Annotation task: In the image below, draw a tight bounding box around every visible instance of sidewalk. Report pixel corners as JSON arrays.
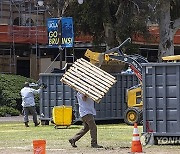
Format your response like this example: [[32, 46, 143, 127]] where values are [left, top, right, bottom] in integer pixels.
[[0, 115, 34, 122]]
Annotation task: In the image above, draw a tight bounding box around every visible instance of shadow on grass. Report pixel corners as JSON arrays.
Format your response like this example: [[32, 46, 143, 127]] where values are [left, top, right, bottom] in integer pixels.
[[53, 126, 81, 129]]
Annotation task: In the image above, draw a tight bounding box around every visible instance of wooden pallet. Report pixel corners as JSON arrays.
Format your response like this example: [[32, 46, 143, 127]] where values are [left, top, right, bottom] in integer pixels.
[[60, 58, 116, 103]]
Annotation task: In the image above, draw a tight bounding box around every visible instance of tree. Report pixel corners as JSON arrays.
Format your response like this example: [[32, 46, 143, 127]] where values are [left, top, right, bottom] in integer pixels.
[[157, 0, 180, 60], [47, 0, 180, 59], [65, 0, 149, 53], [45, 0, 66, 17]]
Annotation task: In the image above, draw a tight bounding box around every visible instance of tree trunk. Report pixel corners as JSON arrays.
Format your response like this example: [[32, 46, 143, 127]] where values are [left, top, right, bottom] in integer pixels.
[[158, 1, 174, 61], [103, 23, 116, 50]]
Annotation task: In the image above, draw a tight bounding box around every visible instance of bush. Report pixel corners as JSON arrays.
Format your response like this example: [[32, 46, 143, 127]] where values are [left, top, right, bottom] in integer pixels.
[[0, 74, 39, 116], [0, 106, 20, 117]]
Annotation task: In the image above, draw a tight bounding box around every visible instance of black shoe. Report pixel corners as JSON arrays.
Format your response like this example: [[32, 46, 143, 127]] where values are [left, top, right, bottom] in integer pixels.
[[91, 144, 103, 148], [35, 122, 40, 127], [24, 122, 29, 127], [69, 139, 77, 148]]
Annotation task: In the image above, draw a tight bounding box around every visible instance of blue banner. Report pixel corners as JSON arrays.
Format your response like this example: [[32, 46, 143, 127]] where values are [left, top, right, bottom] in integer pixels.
[[61, 17, 74, 48], [47, 18, 60, 48]]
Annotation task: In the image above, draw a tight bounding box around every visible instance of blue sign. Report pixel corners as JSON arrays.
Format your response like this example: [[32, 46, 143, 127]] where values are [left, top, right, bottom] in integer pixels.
[[47, 18, 60, 48], [61, 17, 74, 48]]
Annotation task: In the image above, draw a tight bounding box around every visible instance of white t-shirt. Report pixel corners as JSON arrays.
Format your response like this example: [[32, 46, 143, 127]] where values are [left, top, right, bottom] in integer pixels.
[[77, 92, 96, 118], [20, 87, 41, 107]]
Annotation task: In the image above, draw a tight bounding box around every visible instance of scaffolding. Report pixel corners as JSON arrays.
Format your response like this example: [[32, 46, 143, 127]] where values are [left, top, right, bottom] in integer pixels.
[[0, 0, 47, 75], [0, 0, 91, 78]]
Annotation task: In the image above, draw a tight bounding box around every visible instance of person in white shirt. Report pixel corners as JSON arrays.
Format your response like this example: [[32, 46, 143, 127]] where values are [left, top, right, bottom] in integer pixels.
[[69, 92, 103, 148], [20, 82, 42, 127]]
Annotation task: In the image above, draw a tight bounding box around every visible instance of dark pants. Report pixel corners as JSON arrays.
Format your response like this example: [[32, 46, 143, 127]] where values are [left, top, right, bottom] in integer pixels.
[[23, 106, 38, 124], [71, 114, 97, 146]]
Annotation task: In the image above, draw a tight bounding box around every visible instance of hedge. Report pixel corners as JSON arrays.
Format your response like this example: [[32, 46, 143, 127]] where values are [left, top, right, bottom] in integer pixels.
[[0, 74, 38, 116]]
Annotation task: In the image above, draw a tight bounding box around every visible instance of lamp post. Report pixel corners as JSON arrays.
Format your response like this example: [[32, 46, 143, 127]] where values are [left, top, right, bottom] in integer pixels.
[[35, 0, 44, 79], [56, 0, 63, 69]]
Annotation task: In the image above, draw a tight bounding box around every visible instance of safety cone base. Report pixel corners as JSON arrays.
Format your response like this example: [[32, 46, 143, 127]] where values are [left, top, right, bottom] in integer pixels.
[[131, 123, 143, 153]]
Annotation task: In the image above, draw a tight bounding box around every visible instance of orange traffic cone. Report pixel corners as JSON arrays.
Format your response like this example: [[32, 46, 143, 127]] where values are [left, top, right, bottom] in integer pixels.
[[131, 123, 143, 153]]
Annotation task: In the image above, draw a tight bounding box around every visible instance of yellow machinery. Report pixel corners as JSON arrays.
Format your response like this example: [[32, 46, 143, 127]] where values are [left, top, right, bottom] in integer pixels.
[[85, 39, 180, 125], [123, 54, 180, 125], [162, 55, 180, 62], [124, 84, 143, 125], [85, 49, 125, 73], [85, 37, 180, 125], [84, 38, 148, 125]]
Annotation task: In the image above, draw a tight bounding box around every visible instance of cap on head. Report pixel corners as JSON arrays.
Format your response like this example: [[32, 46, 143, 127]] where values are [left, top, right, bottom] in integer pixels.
[[24, 82, 30, 87]]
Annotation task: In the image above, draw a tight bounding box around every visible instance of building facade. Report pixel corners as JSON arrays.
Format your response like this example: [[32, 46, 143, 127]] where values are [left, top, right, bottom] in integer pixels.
[[1, 1, 180, 79], [0, 0, 49, 79]]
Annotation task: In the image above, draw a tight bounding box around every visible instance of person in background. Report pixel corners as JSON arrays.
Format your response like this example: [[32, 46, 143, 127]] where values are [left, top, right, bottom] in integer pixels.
[[69, 92, 103, 148], [20, 82, 43, 127]]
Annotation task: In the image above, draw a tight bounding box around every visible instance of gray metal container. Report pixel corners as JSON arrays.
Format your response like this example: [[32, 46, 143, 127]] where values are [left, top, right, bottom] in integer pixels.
[[39, 73, 138, 123], [142, 63, 180, 137]]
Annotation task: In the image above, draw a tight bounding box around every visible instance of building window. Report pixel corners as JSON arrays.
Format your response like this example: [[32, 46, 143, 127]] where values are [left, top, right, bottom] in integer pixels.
[[13, 17, 22, 26], [26, 18, 34, 26]]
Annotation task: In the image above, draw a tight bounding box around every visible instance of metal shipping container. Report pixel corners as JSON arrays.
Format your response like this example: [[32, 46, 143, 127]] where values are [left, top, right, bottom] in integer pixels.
[[142, 63, 180, 137], [39, 73, 138, 124]]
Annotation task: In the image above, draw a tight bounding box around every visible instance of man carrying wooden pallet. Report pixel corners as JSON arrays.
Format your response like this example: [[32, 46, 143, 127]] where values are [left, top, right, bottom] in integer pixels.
[[69, 92, 103, 148]]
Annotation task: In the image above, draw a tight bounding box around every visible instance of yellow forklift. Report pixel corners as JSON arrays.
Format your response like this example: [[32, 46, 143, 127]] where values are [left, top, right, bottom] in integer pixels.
[[85, 38, 180, 125], [85, 38, 147, 125]]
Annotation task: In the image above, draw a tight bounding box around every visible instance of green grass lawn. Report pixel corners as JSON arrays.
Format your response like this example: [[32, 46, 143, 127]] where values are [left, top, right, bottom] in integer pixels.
[[0, 121, 139, 150], [1, 121, 180, 154]]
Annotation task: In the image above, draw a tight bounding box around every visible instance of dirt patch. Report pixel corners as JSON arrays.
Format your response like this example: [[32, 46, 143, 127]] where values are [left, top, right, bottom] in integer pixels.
[[1, 145, 180, 154], [0, 147, 129, 154]]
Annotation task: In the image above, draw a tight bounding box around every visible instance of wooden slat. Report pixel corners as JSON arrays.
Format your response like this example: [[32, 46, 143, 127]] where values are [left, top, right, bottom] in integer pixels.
[[65, 72, 104, 97], [77, 60, 115, 85], [68, 68, 107, 93], [72, 62, 113, 87], [81, 58, 116, 81], [60, 58, 117, 103], [62, 78, 98, 101], [68, 68, 108, 92]]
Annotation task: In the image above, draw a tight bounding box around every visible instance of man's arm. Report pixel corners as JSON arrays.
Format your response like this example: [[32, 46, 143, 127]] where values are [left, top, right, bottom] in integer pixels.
[[31, 88, 42, 94]]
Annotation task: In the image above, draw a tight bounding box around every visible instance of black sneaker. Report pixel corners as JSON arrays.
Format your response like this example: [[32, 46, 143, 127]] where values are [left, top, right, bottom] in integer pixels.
[[69, 139, 77, 148], [91, 144, 103, 148], [35, 122, 40, 127], [24, 122, 29, 127]]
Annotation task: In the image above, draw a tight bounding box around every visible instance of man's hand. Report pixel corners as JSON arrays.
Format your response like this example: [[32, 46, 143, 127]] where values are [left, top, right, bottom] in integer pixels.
[[82, 94, 87, 101], [40, 83, 47, 89]]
